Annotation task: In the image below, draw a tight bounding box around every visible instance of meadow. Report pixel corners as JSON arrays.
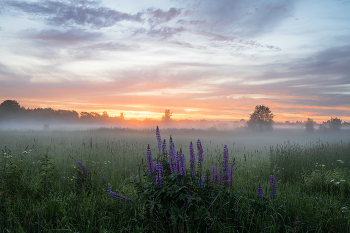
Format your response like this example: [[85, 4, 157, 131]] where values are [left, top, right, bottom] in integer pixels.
[[1, 127, 350, 232]]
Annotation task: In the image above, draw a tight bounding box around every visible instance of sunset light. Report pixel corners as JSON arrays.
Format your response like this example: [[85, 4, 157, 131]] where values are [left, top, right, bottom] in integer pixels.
[[0, 0, 349, 123]]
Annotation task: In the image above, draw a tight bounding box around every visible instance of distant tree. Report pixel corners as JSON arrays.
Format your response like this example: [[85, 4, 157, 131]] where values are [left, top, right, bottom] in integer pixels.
[[0, 100, 20, 108], [246, 105, 274, 131], [161, 109, 172, 121], [119, 112, 124, 120], [328, 117, 342, 130], [102, 111, 109, 119], [305, 118, 315, 132]]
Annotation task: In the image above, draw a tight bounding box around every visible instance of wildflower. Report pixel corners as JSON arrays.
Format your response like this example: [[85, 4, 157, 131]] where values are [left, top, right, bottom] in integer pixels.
[[155, 162, 163, 188], [198, 177, 204, 188], [131, 174, 135, 183], [107, 184, 133, 204], [330, 179, 335, 182], [335, 182, 340, 185], [257, 183, 263, 198], [211, 164, 218, 185], [102, 176, 105, 181], [340, 180, 346, 182], [156, 126, 162, 149], [223, 145, 229, 174], [270, 175, 277, 199], [189, 141, 196, 177], [179, 149, 186, 176], [197, 139, 203, 176], [76, 160, 87, 176], [162, 139, 167, 155], [146, 144, 154, 175]]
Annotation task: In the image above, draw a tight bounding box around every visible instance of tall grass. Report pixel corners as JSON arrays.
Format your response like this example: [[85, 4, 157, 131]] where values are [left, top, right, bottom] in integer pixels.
[[0, 128, 350, 232]]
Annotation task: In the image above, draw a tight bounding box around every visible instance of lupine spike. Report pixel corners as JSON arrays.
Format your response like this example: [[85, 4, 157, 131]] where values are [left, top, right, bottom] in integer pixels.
[[270, 175, 277, 199], [76, 160, 87, 176], [197, 139, 203, 177], [156, 126, 162, 149], [107, 183, 133, 204], [257, 183, 263, 198], [156, 162, 163, 188], [162, 139, 167, 155], [189, 141, 196, 177]]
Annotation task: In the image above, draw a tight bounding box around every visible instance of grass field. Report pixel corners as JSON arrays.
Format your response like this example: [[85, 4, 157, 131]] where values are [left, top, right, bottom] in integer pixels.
[[1, 127, 350, 232]]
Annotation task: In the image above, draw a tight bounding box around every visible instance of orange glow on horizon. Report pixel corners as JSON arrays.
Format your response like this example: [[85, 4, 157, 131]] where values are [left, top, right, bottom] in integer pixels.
[[10, 98, 350, 124]]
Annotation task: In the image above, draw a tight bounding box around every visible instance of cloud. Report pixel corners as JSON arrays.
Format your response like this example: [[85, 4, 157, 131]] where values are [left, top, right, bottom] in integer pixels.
[[5, 0, 143, 28], [23, 28, 103, 45], [147, 7, 182, 27], [0, 62, 30, 81], [82, 42, 138, 51], [173, 0, 295, 38], [148, 26, 186, 39]]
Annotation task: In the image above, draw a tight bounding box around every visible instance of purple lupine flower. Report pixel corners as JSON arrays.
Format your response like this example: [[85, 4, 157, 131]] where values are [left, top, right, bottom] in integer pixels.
[[176, 151, 182, 174], [197, 139, 203, 176], [211, 164, 218, 185], [155, 162, 163, 188], [107, 184, 133, 204], [270, 175, 277, 199], [219, 170, 223, 187], [131, 174, 135, 183], [156, 126, 162, 149], [146, 144, 154, 175], [223, 145, 229, 175], [162, 139, 167, 155], [76, 160, 87, 176], [257, 183, 263, 198], [169, 135, 173, 152], [228, 162, 234, 187], [179, 149, 186, 176], [189, 141, 196, 177], [102, 176, 105, 181], [198, 177, 204, 188]]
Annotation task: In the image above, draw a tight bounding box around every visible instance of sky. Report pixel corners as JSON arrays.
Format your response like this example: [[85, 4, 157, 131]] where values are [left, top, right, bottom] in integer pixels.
[[0, 0, 349, 122]]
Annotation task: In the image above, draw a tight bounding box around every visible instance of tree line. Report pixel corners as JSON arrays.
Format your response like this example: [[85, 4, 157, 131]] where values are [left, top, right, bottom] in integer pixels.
[[246, 105, 345, 132], [0, 100, 346, 131], [0, 100, 124, 124]]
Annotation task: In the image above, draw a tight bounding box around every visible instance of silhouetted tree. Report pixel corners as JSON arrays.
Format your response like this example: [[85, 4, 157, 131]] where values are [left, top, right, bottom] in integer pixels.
[[0, 100, 20, 108], [102, 111, 109, 118], [328, 117, 342, 130], [161, 109, 172, 121], [247, 105, 274, 131], [305, 118, 315, 132], [119, 113, 124, 120]]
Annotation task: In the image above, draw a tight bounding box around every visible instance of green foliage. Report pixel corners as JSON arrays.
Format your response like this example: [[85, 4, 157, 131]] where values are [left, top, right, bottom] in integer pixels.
[[305, 118, 315, 132], [302, 166, 350, 196], [329, 117, 342, 130], [0, 129, 350, 232], [247, 105, 274, 131]]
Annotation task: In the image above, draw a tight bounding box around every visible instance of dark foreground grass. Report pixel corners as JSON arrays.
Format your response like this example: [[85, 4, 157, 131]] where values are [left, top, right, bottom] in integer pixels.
[[1, 129, 350, 232]]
